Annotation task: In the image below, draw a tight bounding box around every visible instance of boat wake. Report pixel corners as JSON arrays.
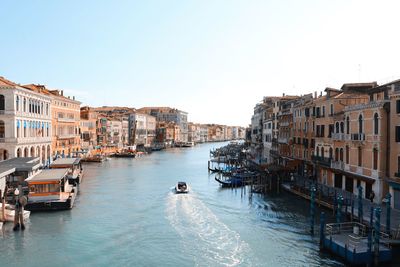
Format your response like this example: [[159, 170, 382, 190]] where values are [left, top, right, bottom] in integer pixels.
[[165, 192, 251, 266]]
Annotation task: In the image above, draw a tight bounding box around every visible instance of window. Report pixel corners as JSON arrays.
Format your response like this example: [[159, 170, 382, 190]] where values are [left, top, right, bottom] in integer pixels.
[[340, 122, 344, 133], [346, 116, 350, 134], [23, 98, 26, 112], [397, 100, 400, 114], [321, 147, 325, 158], [322, 106, 325, 117], [374, 113, 379, 135], [358, 114, 363, 134], [0, 120, 4, 138], [316, 147, 320, 157], [335, 148, 339, 161], [329, 147, 333, 159], [373, 148, 378, 170], [340, 148, 343, 161], [321, 125, 325, 137], [346, 146, 350, 164], [396, 126, 400, 142], [335, 122, 339, 133], [358, 147, 362, 167], [16, 96, 19, 111], [0, 95, 4, 111], [330, 104, 333, 115]]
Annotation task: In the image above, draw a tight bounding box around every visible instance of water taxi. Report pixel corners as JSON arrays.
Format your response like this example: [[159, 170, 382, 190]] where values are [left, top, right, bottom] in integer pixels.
[[25, 169, 77, 211], [175, 182, 189, 194], [50, 158, 83, 184]]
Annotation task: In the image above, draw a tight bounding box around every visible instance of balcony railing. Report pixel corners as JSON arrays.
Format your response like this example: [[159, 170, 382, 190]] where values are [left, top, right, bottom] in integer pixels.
[[280, 121, 290, 127], [57, 117, 75, 122], [311, 155, 332, 167], [278, 137, 288, 143], [351, 133, 365, 141], [57, 134, 78, 139], [330, 161, 344, 171], [331, 133, 345, 141]]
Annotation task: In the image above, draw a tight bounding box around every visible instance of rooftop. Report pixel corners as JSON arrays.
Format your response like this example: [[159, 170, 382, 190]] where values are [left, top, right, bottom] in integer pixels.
[[0, 157, 41, 172], [51, 158, 81, 167], [26, 168, 69, 182]]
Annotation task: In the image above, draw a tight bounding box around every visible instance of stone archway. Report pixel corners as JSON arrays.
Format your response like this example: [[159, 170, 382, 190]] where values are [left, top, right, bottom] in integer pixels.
[[42, 145, 46, 163], [16, 148, 22, 158], [47, 145, 51, 162], [24, 147, 29, 157], [36, 146, 40, 159], [30, 146, 35, 157]]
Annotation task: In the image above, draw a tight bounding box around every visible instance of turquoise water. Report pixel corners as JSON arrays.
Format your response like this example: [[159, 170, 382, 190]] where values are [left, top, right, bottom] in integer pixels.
[[0, 142, 343, 267]]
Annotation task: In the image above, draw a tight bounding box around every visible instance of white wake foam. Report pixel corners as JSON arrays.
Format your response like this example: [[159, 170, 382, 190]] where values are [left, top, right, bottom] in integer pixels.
[[165, 192, 251, 266]]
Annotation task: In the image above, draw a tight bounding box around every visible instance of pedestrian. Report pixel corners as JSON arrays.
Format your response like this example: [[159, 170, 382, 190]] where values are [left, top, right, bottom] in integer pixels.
[[369, 190, 375, 203]]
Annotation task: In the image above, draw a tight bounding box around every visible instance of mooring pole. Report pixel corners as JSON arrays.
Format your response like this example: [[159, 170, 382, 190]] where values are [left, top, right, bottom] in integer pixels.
[[374, 207, 381, 267], [319, 212, 325, 249], [386, 193, 391, 235], [310, 186, 316, 235], [337, 194, 343, 224], [358, 186, 363, 223]]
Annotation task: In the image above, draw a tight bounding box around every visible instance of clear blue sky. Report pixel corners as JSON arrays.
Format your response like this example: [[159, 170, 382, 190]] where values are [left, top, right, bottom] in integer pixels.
[[1, 0, 400, 126]]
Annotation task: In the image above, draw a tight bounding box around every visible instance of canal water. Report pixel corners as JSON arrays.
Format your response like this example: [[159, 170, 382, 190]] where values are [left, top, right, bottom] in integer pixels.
[[0, 142, 344, 267]]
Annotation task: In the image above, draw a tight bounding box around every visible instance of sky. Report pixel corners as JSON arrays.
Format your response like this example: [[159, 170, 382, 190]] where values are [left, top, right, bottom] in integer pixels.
[[1, 0, 400, 127]]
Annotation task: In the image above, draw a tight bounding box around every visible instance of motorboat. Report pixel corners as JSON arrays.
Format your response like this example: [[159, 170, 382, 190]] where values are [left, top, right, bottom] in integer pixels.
[[0, 203, 31, 222], [175, 182, 189, 194]]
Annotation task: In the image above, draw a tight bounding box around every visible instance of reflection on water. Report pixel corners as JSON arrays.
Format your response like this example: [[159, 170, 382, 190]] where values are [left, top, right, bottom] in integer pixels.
[[0, 143, 346, 267]]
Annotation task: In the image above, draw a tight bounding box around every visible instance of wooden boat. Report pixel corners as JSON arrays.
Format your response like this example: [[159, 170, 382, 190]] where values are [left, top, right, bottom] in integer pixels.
[[81, 154, 105, 163], [113, 152, 136, 158], [175, 141, 194, 147], [0, 203, 30, 222], [50, 158, 83, 184], [215, 176, 244, 187], [175, 182, 189, 194], [25, 169, 77, 211]]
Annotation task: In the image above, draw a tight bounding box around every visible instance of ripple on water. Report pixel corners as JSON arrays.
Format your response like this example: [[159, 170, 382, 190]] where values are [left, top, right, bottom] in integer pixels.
[[165, 192, 252, 267]]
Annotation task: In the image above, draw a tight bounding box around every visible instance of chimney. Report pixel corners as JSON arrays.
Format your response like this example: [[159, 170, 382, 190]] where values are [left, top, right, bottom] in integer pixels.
[[314, 91, 317, 99], [61, 90, 64, 96], [282, 93, 285, 97], [73, 96, 75, 100], [320, 91, 322, 97]]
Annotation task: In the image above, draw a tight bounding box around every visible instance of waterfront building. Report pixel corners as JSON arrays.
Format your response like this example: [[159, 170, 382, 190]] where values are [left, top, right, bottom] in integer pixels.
[[80, 106, 98, 149], [138, 107, 188, 143], [128, 113, 156, 148], [188, 122, 201, 143], [26, 86, 82, 158], [0, 77, 52, 163], [388, 80, 400, 208], [292, 93, 315, 177], [199, 124, 209, 143]]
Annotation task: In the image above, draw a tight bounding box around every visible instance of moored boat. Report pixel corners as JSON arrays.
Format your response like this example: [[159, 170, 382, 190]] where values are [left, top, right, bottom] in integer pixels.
[[0, 203, 30, 222], [81, 154, 105, 163], [175, 182, 189, 194], [215, 176, 244, 188], [25, 169, 77, 211], [50, 158, 83, 184]]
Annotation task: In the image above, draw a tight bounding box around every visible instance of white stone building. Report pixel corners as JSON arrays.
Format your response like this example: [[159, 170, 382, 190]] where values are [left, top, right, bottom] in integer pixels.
[[0, 77, 52, 164]]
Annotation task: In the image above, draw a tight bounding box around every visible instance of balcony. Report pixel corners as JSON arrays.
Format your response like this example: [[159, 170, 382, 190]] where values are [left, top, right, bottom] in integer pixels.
[[311, 155, 331, 167], [331, 133, 345, 141], [351, 133, 365, 141], [280, 121, 290, 127], [278, 137, 288, 144], [57, 134, 78, 139], [330, 161, 344, 171], [57, 117, 75, 123]]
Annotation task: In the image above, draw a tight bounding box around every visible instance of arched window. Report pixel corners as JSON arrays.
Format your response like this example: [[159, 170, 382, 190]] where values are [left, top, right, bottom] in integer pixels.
[[335, 122, 339, 133], [16, 96, 19, 111], [346, 146, 350, 164], [358, 146, 362, 167], [46, 103, 49, 115], [321, 147, 325, 158], [346, 116, 350, 134], [358, 114, 363, 134], [374, 113, 379, 135], [23, 98, 26, 112], [29, 99, 32, 113], [40, 102, 43, 115], [340, 148, 343, 161], [0, 120, 4, 138], [340, 122, 344, 133], [373, 148, 378, 170], [316, 147, 320, 157], [329, 147, 333, 159], [335, 148, 339, 161], [0, 95, 5, 111]]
